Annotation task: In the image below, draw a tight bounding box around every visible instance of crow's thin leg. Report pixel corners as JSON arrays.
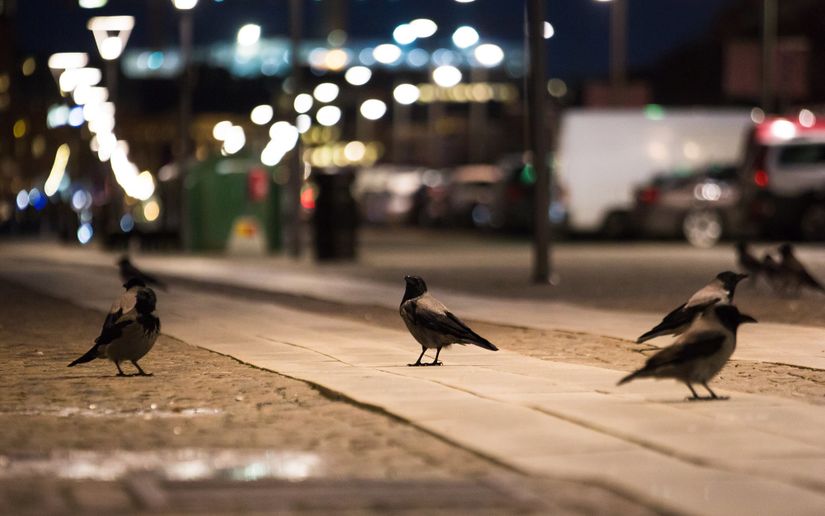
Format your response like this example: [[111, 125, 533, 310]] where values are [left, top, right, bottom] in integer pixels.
[[702, 382, 727, 400], [408, 347, 427, 367], [429, 347, 443, 366], [132, 360, 153, 376], [115, 362, 127, 377], [685, 383, 701, 400]]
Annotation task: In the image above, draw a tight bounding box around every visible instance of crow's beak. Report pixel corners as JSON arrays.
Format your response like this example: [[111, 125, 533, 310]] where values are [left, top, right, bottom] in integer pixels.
[[739, 313, 757, 324], [736, 273, 748, 282]]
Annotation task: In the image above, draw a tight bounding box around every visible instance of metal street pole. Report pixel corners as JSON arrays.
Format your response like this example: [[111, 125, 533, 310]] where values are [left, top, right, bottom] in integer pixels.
[[527, 0, 551, 284], [609, 0, 627, 103], [287, 0, 303, 258], [761, 0, 777, 113], [178, 9, 194, 250]]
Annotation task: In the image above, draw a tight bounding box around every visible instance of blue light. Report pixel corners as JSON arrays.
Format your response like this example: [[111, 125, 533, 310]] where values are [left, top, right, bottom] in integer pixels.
[[29, 188, 47, 211], [147, 51, 164, 70], [77, 223, 93, 244], [119, 213, 135, 232], [68, 106, 85, 127]]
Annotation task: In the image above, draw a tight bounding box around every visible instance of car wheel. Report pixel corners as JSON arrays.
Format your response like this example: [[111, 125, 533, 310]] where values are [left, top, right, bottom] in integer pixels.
[[682, 209, 723, 248], [801, 205, 825, 241]]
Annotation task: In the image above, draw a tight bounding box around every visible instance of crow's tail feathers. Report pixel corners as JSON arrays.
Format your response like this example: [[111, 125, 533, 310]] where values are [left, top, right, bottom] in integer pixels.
[[68, 344, 102, 367], [617, 369, 645, 386], [470, 336, 498, 352]]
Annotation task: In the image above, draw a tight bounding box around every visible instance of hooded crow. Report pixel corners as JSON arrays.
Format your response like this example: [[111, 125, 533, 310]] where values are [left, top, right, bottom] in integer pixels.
[[735, 242, 763, 282], [619, 304, 756, 400], [68, 281, 160, 376], [636, 271, 747, 343], [400, 275, 498, 366], [761, 253, 785, 293], [118, 255, 167, 292], [777, 243, 825, 295]]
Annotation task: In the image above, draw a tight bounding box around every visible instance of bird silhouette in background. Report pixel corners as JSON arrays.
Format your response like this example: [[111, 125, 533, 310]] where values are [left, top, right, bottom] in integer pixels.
[[68, 279, 161, 376], [636, 271, 747, 343], [620, 304, 756, 400], [776, 243, 825, 296], [735, 242, 763, 284], [118, 255, 167, 292], [400, 275, 498, 366]]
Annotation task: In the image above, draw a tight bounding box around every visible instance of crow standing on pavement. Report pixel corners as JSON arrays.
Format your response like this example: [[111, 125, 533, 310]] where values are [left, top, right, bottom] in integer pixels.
[[399, 275, 498, 366], [761, 253, 784, 292], [118, 255, 167, 291], [735, 242, 763, 282], [619, 304, 756, 400], [777, 243, 825, 295], [68, 278, 161, 376], [636, 271, 747, 343]]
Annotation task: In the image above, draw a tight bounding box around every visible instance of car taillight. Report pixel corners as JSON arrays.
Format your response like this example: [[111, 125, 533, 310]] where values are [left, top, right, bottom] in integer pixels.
[[753, 169, 769, 188], [638, 186, 659, 205]]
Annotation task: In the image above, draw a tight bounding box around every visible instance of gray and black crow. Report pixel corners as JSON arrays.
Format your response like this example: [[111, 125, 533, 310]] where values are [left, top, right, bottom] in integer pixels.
[[619, 304, 756, 400], [118, 255, 167, 291], [636, 271, 747, 343], [400, 275, 498, 366], [68, 278, 160, 376], [735, 242, 763, 282], [761, 253, 785, 292], [777, 243, 825, 295]]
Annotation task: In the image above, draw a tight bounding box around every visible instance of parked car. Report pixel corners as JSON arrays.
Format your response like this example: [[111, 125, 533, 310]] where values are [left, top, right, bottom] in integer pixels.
[[490, 153, 568, 233], [735, 116, 825, 240], [632, 164, 740, 247], [352, 165, 433, 225], [444, 164, 502, 228]]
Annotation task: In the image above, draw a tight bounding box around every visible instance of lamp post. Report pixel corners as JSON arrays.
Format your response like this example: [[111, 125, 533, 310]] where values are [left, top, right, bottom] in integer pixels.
[[595, 0, 626, 103], [761, 0, 777, 113], [287, 0, 304, 258], [171, 0, 197, 250], [86, 15, 134, 106]]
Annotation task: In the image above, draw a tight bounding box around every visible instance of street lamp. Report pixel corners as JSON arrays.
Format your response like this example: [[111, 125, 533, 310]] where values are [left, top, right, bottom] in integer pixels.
[[86, 15, 134, 106], [171, 0, 197, 249]]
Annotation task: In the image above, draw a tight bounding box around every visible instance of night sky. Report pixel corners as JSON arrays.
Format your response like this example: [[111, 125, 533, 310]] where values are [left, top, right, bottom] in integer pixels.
[[15, 0, 737, 81]]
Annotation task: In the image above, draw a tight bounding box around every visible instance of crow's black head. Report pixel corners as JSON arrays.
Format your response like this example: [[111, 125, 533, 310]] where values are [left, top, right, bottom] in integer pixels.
[[716, 271, 748, 295], [403, 275, 428, 301], [779, 243, 793, 256], [117, 255, 131, 266], [135, 288, 157, 314], [123, 277, 147, 289], [715, 304, 756, 332]]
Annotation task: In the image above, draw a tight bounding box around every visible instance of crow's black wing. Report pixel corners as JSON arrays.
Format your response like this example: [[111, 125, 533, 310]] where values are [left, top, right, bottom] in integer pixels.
[[644, 331, 726, 371], [636, 298, 719, 343], [410, 299, 497, 350]]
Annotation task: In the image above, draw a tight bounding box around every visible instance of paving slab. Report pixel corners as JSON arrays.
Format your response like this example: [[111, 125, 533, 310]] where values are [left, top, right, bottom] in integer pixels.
[[4, 257, 825, 514]]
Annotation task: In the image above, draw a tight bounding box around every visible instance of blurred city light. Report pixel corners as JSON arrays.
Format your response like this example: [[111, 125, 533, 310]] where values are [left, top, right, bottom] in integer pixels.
[[73, 85, 108, 105], [171, 0, 198, 9], [373, 44, 402, 64], [68, 107, 85, 127], [393, 83, 420, 105], [250, 104, 274, 125], [59, 67, 102, 93], [293, 93, 313, 113], [48, 52, 89, 71], [474, 44, 504, 67], [268, 121, 299, 146], [212, 120, 233, 140], [79, 0, 108, 7], [750, 107, 765, 124], [28, 188, 47, 211], [12, 119, 26, 138], [644, 104, 666, 120], [77, 223, 94, 244], [544, 22, 555, 39], [547, 78, 567, 97], [143, 200, 161, 222], [770, 119, 796, 140], [360, 99, 387, 120], [799, 109, 816, 128], [432, 65, 462, 87], [410, 18, 437, 38], [87, 16, 135, 60], [15, 190, 28, 210], [323, 48, 349, 71], [119, 213, 135, 232], [295, 114, 311, 133], [343, 141, 366, 162], [452, 26, 479, 49], [345, 66, 372, 86], [22, 57, 36, 76], [236, 24, 261, 47], [406, 48, 429, 67], [71, 190, 92, 211], [313, 82, 340, 103], [393, 24, 417, 45], [455, 0, 476, 3], [44, 144, 71, 197], [316, 105, 342, 126], [222, 125, 246, 154]]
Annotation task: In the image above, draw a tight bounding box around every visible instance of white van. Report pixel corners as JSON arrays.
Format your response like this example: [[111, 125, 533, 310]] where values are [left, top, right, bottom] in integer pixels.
[[556, 108, 751, 235]]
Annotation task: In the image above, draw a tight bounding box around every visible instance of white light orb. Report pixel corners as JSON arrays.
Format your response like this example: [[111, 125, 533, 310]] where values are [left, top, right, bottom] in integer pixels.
[[345, 66, 372, 86], [237, 24, 261, 46], [410, 18, 437, 38], [293, 93, 313, 113], [313, 82, 340, 103], [393, 83, 420, 105], [212, 120, 233, 140], [452, 26, 479, 49], [250, 105, 274, 125], [432, 65, 462, 88], [360, 99, 387, 120], [393, 24, 416, 45], [316, 105, 342, 126], [474, 43, 504, 67], [373, 43, 402, 64], [544, 21, 555, 39]]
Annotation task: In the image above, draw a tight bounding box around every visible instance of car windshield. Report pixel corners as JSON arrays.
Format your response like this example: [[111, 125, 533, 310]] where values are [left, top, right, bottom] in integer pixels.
[[777, 143, 825, 166]]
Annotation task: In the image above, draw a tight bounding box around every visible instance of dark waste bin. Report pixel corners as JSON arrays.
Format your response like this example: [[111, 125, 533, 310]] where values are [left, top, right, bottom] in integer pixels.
[[312, 167, 358, 261]]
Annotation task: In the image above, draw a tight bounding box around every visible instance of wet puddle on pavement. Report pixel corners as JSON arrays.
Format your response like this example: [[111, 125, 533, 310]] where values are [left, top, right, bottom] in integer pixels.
[[0, 449, 322, 481], [2, 404, 222, 418]]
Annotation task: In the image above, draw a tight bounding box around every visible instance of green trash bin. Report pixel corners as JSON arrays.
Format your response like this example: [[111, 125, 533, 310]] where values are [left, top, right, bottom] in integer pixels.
[[186, 153, 281, 253]]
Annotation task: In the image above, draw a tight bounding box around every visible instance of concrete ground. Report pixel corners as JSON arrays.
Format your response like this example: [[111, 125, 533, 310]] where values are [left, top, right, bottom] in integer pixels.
[[3, 232, 825, 514]]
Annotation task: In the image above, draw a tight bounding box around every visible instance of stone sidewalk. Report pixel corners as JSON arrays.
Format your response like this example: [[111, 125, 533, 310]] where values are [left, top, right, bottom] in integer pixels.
[[3, 256, 825, 515]]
